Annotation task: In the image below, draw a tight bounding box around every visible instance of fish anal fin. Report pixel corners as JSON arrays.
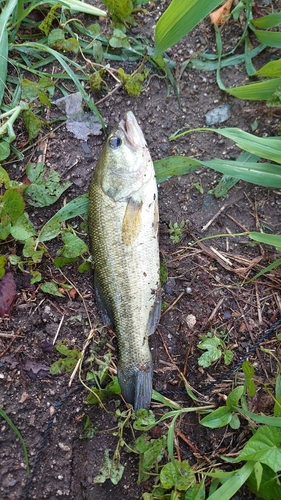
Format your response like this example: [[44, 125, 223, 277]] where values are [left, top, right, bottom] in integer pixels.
[[122, 197, 143, 246], [146, 290, 161, 336], [94, 272, 114, 326]]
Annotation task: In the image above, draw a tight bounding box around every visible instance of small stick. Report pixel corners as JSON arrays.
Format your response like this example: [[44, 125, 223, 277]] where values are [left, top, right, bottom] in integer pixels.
[[0, 332, 23, 338], [177, 430, 207, 459], [274, 292, 281, 315], [0, 328, 23, 358], [0, 332, 15, 338], [209, 246, 233, 266], [68, 328, 96, 387], [52, 315, 65, 345], [207, 298, 224, 323], [30, 298, 45, 315], [47, 299, 65, 316], [202, 205, 226, 232], [174, 432, 181, 462], [161, 292, 184, 317], [225, 213, 249, 232], [254, 199, 261, 230], [255, 283, 262, 325]]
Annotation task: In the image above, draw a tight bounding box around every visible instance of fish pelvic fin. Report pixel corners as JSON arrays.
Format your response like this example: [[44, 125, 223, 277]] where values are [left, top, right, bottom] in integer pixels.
[[118, 362, 153, 411]]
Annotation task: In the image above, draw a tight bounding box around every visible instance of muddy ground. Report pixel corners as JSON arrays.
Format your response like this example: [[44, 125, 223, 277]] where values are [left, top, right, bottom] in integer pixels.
[[1, 1, 281, 499]]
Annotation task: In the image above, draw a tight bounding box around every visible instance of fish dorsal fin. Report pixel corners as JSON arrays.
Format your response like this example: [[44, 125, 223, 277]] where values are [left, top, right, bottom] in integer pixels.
[[122, 197, 143, 246]]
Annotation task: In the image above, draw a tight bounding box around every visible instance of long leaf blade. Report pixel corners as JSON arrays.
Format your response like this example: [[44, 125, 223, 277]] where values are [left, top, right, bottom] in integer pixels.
[[154, 0, 223, 56], [38, 194, 89, 242], [206, 128, 281, 164], [154, 156, 201, 183], [256, 59, 281, 78], [202, 159, 281, 188], [252, 13, 281, 29], [252, 29, 281, 49], [249, 232, 281, 249], [207, 462, 255, 500], [225, 77, 281, 100], [0, 0, 18, 105]]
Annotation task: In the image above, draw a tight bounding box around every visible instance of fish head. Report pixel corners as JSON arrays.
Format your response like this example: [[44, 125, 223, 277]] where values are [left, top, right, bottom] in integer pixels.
[[95, 111, 154, 201]]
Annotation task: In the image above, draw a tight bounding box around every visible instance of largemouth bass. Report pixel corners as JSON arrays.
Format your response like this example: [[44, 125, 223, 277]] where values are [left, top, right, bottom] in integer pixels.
[[88, 111, 161, 410]]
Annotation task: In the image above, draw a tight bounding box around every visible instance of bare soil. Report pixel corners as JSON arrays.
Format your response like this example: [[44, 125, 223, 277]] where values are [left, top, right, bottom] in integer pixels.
[[1, 1, 281, 499]]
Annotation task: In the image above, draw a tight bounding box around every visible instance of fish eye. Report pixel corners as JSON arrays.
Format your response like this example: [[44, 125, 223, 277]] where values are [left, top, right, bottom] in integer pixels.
[[109, 136, 122, 149]]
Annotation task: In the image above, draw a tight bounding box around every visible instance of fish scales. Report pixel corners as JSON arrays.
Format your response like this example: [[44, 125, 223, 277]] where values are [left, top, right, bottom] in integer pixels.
[[89, 111, 161, 410]]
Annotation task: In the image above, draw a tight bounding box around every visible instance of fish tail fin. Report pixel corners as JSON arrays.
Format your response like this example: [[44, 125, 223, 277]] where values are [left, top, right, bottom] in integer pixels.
[[118, 363, 153, 411]]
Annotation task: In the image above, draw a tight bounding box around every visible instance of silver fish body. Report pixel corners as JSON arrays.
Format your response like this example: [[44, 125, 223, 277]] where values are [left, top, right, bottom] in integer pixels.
[[88, 111, 161, 410]]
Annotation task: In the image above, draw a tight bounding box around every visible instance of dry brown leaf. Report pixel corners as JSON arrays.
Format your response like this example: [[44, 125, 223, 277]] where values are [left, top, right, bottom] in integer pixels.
[[210, 0, 234, 26], [69, 288, 77, 300], [0, 272, 17, 317], [19, 392, 30, 404]]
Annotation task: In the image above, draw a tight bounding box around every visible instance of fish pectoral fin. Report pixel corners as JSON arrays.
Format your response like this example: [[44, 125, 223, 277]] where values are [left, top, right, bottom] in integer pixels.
[[122, 197, 143, 246], [118, 363, 153, 411], [94, 271, 114, 326]]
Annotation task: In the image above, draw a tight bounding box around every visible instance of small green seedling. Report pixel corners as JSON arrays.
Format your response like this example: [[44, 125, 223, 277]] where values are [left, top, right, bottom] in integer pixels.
[[193, 181, 204, 194], [168, 220, 185, 243], [0, 407, 30, 475], [86, 353, 121, 404], [50, 341, 82, 374], [80, 414, 98, 439], [197, 330, 233, 368], [242, 360, 257, 397]]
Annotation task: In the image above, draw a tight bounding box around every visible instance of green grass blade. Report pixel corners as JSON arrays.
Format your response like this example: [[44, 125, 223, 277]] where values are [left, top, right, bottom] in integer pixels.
[[252, 29, 281, 49], [152, 390, 182, 410], [0, 27, 8, 106], [15, 0, 106, 26], [38, 194, 89, 242], [249, 232, 281, 249], [210, 152, 260, 197], [59, 0, 106, 16], [251, 12, 281, 29], [207, 462, 255, 500], [154, 0, 222, 56], [215, 25, 225, 91], [0, 0, 18, 105], [170, 127, 281, 164], [236, 407, 281, 427], [202, 159, 281, 188], [256, 58, 281, 77], [213, 128, 281, 164], [15, 42, 105, 128], [225, 77, 281, 100], [0, 407, 30, 475], [244, 36, 256, 76], [167, 414, 178, 462], [246, 257, 281, 283], [154, 156, 201, 183], [189, 45, 265, 71]]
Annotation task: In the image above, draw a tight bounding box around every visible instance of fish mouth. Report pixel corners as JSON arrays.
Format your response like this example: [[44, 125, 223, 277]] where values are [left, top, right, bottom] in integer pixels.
[[119, 111, 147, 150]]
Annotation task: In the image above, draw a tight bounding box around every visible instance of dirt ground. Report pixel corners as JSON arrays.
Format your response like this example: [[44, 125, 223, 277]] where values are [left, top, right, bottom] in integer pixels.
[[1, 1, 281, 499]]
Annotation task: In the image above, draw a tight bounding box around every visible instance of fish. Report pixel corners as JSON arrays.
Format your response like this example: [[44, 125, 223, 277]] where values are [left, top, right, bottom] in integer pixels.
[[88, 111, 161, 411]]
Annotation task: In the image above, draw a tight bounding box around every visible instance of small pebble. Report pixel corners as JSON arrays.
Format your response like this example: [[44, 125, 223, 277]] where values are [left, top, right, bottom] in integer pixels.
[[164, 278, 176, 295], [81, 141, 91, 154], [3, 474, 16, 487], [205, 104, 231, 126], [185, 314, 196, 329]]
